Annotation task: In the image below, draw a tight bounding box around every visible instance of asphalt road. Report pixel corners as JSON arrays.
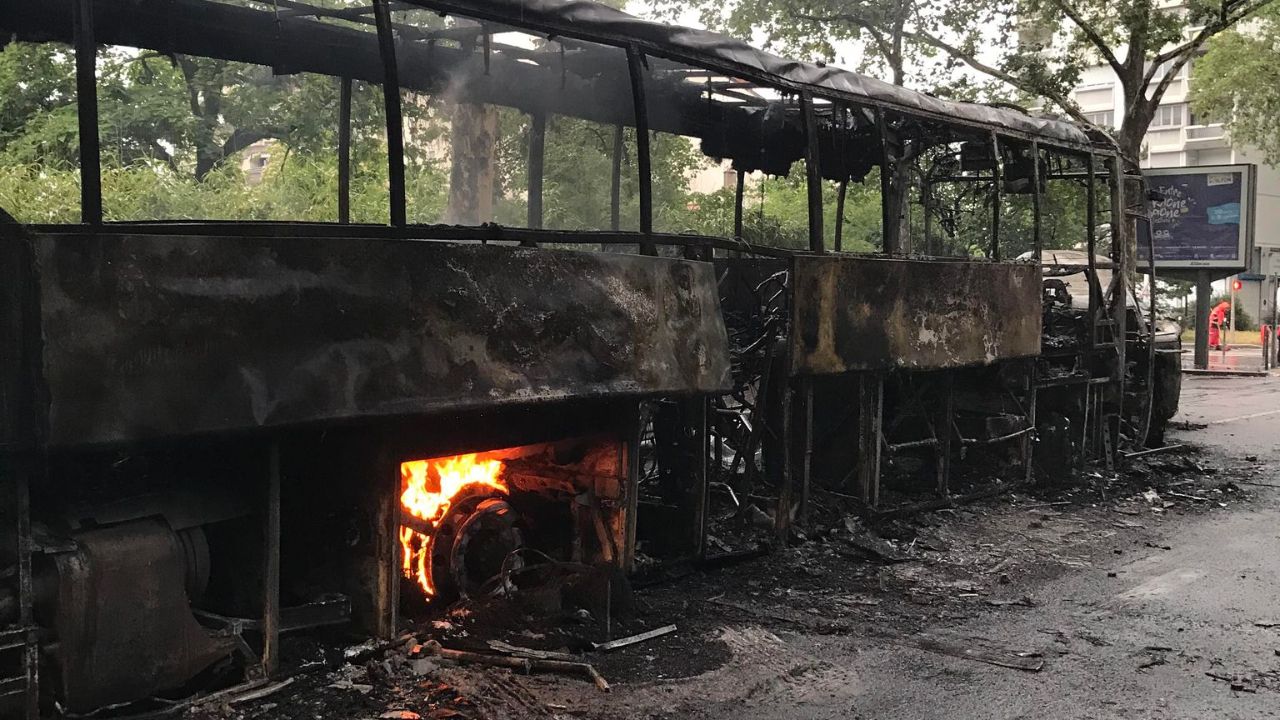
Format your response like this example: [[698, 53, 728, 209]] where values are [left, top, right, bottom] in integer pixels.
[[687, 374, 1280, 720], [841, 375, 1280, 719]]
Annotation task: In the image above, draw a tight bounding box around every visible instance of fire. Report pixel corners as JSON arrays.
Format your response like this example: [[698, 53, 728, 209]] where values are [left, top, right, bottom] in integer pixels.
[[399, 453, 507, 596]]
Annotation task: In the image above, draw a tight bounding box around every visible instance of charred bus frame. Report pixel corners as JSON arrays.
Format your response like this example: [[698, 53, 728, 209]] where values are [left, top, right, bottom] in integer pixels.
[[0, 0, 1153, 715]]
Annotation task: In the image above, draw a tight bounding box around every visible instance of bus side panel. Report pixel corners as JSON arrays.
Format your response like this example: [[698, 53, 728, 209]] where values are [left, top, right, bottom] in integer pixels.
[[790, 256, 1042, 373]]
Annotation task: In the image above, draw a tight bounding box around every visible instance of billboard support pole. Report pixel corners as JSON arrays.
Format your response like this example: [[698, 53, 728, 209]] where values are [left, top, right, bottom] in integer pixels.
[[1194, 271, 1211, 370]]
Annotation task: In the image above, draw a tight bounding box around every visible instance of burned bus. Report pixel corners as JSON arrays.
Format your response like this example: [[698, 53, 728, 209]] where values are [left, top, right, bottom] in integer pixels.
[[0, 0, 1169, 714]]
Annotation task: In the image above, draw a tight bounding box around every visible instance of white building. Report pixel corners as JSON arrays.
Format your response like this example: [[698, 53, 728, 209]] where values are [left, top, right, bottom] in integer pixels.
[[1071, 57, 1280, 327]]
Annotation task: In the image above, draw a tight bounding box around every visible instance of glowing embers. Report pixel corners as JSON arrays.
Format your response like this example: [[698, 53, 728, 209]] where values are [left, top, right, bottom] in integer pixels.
[[399, 453, 508, 597]]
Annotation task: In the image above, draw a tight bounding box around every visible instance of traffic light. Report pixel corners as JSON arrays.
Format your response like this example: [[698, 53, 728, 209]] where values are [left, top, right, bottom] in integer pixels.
[[1232, 279, 1244, 292]]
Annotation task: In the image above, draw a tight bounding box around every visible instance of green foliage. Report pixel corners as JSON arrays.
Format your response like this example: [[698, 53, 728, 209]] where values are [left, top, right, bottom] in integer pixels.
[[0, 43, 79, 165], [0, 155, 402, 224], [1192, 5, 1280, 164], [0, 164, 81, 224], [0, 39, 720, 232]]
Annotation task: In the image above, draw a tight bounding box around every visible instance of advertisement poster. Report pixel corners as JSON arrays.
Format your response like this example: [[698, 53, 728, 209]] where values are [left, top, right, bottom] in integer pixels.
[[1140, 165, 1254, 270]]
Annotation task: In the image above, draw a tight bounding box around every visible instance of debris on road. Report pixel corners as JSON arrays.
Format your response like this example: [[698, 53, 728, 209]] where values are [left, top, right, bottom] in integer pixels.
[[486, 640, 575, 661], [985, 596, 1036, 607], [422, 640, 611, 692], [839, 518, 913, 563], [591, 624, 678, 652], [1207, 672, 1258, 693], [906, 636, 1045, 672], [1136, 653, 1167, 671]]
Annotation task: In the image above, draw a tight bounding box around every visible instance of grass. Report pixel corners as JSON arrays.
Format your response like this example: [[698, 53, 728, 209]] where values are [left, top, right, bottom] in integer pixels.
[[1180, 329, 1265, 347]]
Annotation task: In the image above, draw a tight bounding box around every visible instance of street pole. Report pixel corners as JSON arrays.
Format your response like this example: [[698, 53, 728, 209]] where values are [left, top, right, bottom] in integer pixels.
[[1229, 274, 1237, 336], [1194, 271, 1211, 370], [1272, 274, 1279, 367]]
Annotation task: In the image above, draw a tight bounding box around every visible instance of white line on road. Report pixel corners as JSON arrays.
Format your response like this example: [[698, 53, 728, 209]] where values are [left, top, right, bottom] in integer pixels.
[[1207, 408, 1280, 425]]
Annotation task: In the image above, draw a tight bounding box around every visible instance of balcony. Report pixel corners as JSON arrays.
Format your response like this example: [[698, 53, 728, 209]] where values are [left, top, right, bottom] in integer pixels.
[[1143, 124, 1229, 152], [1185, 124, 1226, 141]]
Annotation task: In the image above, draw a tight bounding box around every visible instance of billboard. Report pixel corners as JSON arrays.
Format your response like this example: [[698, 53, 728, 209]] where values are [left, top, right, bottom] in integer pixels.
[[1140, 164, 1255, 270]]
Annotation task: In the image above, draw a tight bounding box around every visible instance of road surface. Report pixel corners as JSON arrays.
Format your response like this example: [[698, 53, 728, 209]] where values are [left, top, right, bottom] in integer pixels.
[[601, 373, 1280, 719]]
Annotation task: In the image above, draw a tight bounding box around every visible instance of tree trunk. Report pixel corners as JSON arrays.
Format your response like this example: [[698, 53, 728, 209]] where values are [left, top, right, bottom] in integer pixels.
[[1114, 116, 1147, 275], [445, 102, 499, 225]]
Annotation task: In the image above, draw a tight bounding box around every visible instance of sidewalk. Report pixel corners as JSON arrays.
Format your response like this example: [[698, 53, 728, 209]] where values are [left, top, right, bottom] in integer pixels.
[[1181, 346, 1274, 375]]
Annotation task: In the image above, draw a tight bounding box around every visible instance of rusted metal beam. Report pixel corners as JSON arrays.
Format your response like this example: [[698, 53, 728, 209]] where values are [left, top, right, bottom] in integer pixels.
[[338, 77, 353, 224], [623, 401, 642, 572], [610, 125, 623, 231], [936, 372, 953, 496], [73, 0, 102, 225], [855, 373, 883, 507], [921, 179, 932, 254], [524, 112, 546, 246], [1086, 154, 1098, 347], [376, 449, 399, 639], [261, 441, 281, 675], [1031, 140, 1042, 261], [801, 92, 824, 254], [1108, 154, 1128, 382], [990, 132, 1002, 261], [800, 377, 813, 528], [834, 178, 847, 252], [626, 45, 655, 255], [1022, 369, 1037, 484], [876, 108, 895, 253], [372, 0, 407, 227], [32, 221, 795, 257], [733, 169, 746, 242], [775, 380, 794, 542], [691, 398, 709, 560], [16, 457, 37, 720]]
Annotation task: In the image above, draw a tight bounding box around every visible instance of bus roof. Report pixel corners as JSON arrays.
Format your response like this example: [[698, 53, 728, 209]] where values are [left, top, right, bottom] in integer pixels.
[[4, 0, 1106, 152]]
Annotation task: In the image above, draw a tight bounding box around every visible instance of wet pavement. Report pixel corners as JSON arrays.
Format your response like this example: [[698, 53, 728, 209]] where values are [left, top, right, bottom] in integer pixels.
[[1183, 346, 1273, 374], [724, 375, 1280, 720], [607, 375, 1280, 719], [637, 374, 1280, 720]]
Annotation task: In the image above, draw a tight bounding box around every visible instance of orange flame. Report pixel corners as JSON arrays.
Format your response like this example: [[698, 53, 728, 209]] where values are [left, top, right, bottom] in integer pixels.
[[399, 453, 507, 597]]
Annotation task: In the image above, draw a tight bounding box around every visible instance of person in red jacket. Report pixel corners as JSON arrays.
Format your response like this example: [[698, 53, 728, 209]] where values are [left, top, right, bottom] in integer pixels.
[[1209, 301, 1231, 350]]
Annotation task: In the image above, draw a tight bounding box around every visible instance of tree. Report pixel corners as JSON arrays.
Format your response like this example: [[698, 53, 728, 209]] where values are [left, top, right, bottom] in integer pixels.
[[1190, 4, 1280, 163], [0, 36, 709, 229]]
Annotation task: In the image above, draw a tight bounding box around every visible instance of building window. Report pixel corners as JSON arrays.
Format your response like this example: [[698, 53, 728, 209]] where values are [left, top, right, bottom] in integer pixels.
[[1150, 103, 1186, 128], [1084, 110, 1114, 128], [1076, 87, 1114, 107], [1149, 58, 1188, 80]]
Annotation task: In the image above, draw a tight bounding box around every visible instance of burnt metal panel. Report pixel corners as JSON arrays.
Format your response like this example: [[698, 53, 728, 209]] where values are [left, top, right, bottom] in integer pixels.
[[50, 519, 233, 712], [790, 256, 1042, 373], [27, 232, 730, 447], [0, 216, 41, 450]]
